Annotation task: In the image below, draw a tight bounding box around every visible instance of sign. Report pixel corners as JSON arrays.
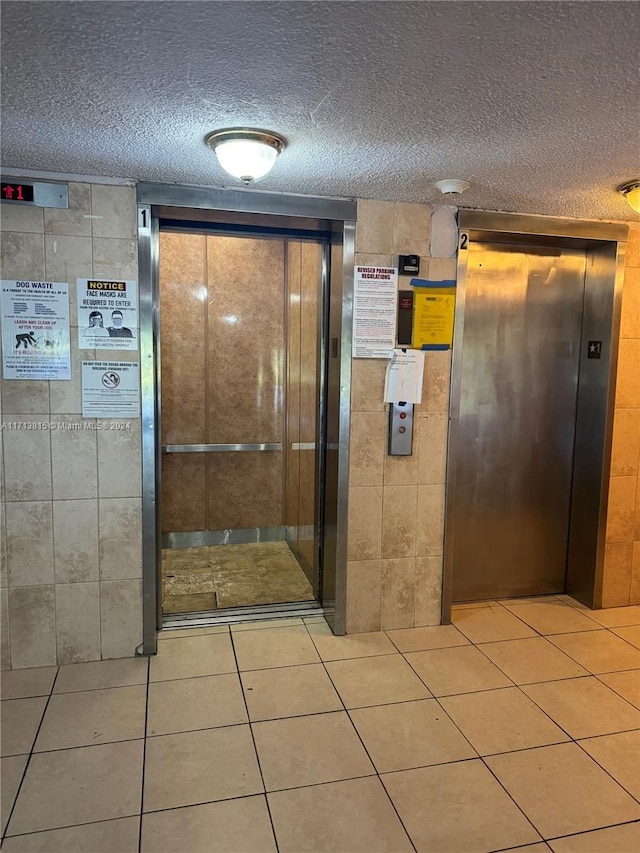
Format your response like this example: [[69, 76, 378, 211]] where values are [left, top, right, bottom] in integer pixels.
[[411, 280, 456, 349], [78, 279, 138, 351], [1, 183, 34, 203], [384, 349, 425, 404], [82, 361, 140, 417], [1, 280, 71, 379], [353, 266, 398, 359], [587, 340, 602, 359]]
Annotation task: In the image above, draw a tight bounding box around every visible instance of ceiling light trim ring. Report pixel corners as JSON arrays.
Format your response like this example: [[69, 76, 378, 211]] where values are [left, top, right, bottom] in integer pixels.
[[204, 128, 287, 155], [618, 179, 640, 214]]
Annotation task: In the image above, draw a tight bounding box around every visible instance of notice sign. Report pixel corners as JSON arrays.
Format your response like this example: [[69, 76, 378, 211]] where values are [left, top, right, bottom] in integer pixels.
[[1, 280, 71, 379], [384, 349, 425, 404], [78, 279, 138, 350], [413, 288, 455, 349], [82, 361, 140, 418], [353, 266, 398, 358]]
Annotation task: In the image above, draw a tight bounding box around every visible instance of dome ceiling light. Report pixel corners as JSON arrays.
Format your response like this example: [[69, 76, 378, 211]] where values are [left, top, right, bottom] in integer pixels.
[[618, 180, 640, 214], [435, 179, 471, 196], [205, 128, 287, 185]]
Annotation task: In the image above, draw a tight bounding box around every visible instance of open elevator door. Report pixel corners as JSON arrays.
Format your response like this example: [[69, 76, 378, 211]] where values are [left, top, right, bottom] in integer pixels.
[[137, 187, 355, 653], [158, 227, 324, 616]]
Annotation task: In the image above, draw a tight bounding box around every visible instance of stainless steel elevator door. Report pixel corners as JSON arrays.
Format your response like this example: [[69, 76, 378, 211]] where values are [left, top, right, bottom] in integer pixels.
[[451, 241, 586, 601]]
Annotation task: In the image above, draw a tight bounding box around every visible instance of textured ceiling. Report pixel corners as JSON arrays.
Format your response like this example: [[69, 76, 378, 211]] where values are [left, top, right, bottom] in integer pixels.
[[1, 1, 639, 220]]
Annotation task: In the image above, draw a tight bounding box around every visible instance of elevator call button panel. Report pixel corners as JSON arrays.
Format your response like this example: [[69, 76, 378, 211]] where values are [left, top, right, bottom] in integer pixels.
[[388, 402, 414, 456]]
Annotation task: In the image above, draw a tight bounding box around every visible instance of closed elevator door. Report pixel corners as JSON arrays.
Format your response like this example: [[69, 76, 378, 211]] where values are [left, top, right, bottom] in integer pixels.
[[451, 241, 586, 602]]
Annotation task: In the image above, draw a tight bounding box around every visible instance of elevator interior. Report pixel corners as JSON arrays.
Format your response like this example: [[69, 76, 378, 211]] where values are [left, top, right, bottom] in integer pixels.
[[158, 228, 324, 616], [444, 213, 626, 615]]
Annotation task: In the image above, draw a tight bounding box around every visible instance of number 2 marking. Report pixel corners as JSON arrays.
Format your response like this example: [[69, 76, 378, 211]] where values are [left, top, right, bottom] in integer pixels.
[[459, 233, 468, 250]]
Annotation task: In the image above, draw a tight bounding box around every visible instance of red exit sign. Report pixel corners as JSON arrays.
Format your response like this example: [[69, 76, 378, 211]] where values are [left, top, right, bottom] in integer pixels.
[[2, 182, 35, 203]]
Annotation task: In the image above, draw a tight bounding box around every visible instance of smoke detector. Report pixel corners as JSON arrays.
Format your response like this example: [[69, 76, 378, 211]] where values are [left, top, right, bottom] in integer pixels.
[[435, 179, 471, 196]]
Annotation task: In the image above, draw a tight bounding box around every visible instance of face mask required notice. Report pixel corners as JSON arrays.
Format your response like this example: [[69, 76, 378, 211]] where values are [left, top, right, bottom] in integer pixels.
[[77, 278, 138, 351]]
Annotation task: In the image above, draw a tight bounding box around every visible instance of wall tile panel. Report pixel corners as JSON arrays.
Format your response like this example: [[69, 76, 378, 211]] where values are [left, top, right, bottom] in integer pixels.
[[53, 499, 99, 583], [55, 582, 101, 664], [5, 501, 54, 587], [8, 585, 56, 668]]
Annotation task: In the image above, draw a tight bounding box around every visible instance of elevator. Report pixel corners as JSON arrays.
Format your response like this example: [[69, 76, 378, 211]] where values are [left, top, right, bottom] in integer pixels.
[[444, 212, 626, 612], [159, 231, 323, 615], [137, 185, 355, 653]]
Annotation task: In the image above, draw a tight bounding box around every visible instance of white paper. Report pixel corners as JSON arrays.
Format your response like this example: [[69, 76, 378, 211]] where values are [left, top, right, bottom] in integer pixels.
[[82, 361, 140, 417], [352, 266, 398, 358], [384, 349, 425, 404], [78, 279, 138, 350], [1, 280, 71, 379], [430, 206, 458, 258]]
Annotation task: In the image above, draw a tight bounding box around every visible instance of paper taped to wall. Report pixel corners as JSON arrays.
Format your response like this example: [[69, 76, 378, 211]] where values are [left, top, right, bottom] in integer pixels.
[[384, 349, 425, 404]]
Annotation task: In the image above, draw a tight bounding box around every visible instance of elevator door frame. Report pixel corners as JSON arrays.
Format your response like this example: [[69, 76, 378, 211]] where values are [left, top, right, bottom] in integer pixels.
[[442, 211, 627, 623], [137, 183, 356, 654]]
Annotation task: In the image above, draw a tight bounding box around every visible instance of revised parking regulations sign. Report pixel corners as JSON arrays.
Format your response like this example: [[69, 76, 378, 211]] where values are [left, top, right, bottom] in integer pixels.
[[81, 361, 140, 417], [1, 280, 71, 379]]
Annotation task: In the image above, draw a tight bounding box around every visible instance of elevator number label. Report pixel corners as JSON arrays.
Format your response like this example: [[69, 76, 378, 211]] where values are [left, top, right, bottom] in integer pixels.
[[587, 340, 602, 359]]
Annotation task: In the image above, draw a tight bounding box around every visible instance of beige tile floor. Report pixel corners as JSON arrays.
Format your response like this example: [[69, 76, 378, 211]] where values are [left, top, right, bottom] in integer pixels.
[[1, 595, 640, 852], [161, 541, 314, 614]]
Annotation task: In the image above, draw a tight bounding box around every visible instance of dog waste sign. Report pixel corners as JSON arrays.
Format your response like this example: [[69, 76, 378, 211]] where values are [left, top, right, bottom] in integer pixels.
[[1, 280, 71, 379], [82, 361, 140, 417]]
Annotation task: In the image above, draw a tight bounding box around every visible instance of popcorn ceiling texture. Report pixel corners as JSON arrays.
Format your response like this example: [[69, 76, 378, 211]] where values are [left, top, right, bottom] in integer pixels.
[[1, 1, 638, 222]]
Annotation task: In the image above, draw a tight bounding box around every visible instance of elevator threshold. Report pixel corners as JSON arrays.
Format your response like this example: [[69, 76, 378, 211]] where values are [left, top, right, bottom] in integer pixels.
[[161, 599, 323, 633]]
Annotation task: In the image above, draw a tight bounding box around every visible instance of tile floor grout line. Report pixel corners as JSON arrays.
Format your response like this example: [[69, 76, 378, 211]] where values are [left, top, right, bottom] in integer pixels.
[[477, 752, 547, 844], [514, 676, 640, 745], [543, 633, 640, 677], [24, 735, 146, 756], [401, 638, 523, 696], [6, 603, 640, 847], [471, 628, 605, 647], [396, 641, 589, 762], [228, 625, 280, 853], [541, 816, 640, 843], [48, 679, 150, 696], [317, 643, 419, 853], [2, 665, 61, 842], [454, 612, 549, 645], [592, 671, 640, 710], [463, 630, 584, 694], [572, 725, 640, 743], [137, 656, 150, 853], [571, 735, 640, 807], [3, 812, 143, 842]]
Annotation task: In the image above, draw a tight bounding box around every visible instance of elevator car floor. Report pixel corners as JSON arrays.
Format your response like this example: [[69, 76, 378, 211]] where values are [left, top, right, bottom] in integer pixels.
[[161, 541, 314, 614], [2, 597, 640, 851]]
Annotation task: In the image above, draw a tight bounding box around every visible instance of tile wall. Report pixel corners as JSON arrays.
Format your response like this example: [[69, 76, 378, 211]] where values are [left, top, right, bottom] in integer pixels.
[[604, 225, 640, 605], [0, 183, 143, 669], [347, 201, 640, 628], [1, 180, 636, 669], [346, 200, 452, 632], [159, 232, 285, 534]]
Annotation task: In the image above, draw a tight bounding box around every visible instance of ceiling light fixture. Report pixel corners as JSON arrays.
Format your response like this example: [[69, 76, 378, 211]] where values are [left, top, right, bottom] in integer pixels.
[[435, 179, 471, 196], [205, 128, 286, 184], [618, 180, 640, 214]]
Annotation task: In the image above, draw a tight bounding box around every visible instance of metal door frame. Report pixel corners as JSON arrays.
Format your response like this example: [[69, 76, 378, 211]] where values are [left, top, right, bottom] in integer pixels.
[[442, 211, 628, 623], [137, 183, 355, 654]]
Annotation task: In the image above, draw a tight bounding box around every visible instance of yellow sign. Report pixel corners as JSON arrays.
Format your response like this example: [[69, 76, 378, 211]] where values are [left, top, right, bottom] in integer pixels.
[[412, 287, 456, 348]]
